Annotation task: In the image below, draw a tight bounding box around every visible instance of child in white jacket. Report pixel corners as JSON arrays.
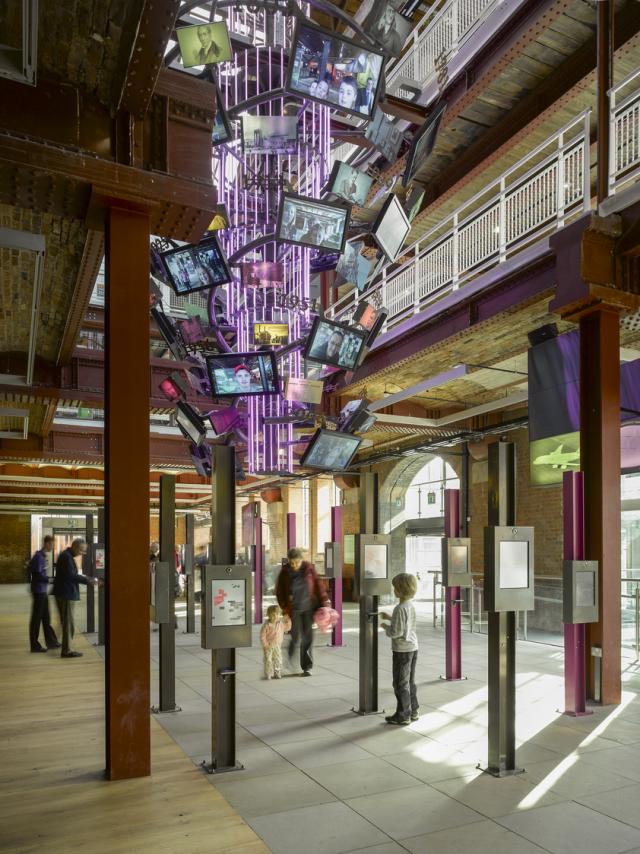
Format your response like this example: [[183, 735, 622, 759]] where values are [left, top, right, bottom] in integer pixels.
[[380, 572, 419, 725], [260, 605, 291, 679]]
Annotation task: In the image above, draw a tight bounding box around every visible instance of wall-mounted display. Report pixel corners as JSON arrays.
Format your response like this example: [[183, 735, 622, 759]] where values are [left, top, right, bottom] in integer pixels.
[[286, 20, 385, 120], [161, 235, 232, 295], [300, 428, 362, 471], [206, 351, 279, 397], [403, 101, 446, 187], [277, 193, 351, 253], [372, 194, 411, 261], [335, 240, 376, 291], [253, 323, 289, 347], [175, 21, 232, 68], [365, 109, 403, 161], [304, 316, 368, 370], [212, 91, 233, 145], [242, 261, 285, 288], [176, 401, 207, 447], [242, 116, 298, 154], [326, 161, 374, 206], [362, 0, 413, 57]]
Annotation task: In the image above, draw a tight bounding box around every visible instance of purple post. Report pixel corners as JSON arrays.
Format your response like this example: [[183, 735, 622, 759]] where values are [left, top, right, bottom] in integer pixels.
[[286, 512, 296, 551], [254, 514, 263, 625], [563, 471, 591, 716], [330, 506, 343, 647], [444, 489, 463, 680]]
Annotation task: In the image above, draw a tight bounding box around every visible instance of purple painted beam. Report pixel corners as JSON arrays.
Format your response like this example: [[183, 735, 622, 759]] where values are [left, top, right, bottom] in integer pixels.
[[286, 512, 296, 551], [254, 516, 263, 626], [330, 506, 343, 648], [444, 489, 463, 681]]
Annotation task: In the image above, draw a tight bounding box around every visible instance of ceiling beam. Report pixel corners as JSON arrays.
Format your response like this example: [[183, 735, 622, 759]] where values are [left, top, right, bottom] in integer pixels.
[[57, 229, 104, 366]]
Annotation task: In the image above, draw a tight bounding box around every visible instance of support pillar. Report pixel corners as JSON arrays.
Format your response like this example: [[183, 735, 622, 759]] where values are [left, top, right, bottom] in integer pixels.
[[156, 474, 178, 713], [185, 513, 196, 635], [105, 205, 150, 780], [286, 512, 296, 551], [84, 512, 95, 633], [331, 506, 343, 647], [581, 309, 621, 704], [97, 508, 105, 646], [563, 471, 591, 716], [358, 473, 379, 714], [444, 489, 462, 680], [254, 511, 263, 625]]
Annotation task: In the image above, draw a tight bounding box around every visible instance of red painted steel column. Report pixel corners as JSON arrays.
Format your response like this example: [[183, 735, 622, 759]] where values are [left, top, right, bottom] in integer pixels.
[[286, 512, 296, 551], [104, 205, 150, 779], [444, 489, 462, 680], [563, 471, 591, 716], [580, 308, 621, 705], [331, 506, 343, 647]]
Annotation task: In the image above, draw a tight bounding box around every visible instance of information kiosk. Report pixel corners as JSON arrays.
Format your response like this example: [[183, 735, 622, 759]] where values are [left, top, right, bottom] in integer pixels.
[[150, 560, 172, 625], [563, 559, 598, 625], [201, 564, 252, 650], [354, 533, 392, 598], [441, 537, 473, 589]]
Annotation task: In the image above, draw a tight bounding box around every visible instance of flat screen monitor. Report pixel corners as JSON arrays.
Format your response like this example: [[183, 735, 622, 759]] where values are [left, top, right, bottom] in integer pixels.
[[253, 323, 289, 347], [150, 305, 186, 361], [242, 261, 285, 288], [211, 579, 246, 627], [404, 185, 425, 222], [352, 301, 379, 331], [175, 21, 232, 68], [205, 351, 279, 397], [363, 543, 387, 578], [450, 544, 468, 575], [277, 193, 351, 253], [326, 162, 373, 206], [365, 109, 403, 161], [161, 235, 232, 295], [304, 316, 368, 370], [159, 373, 187, 402], [190, 442, 212, 477], [499, 541, 529, 589], [176, 401, 207, 447], [403, 101, 446, 187], [362, 0, 413, 58], [286, 20, 385, 120], [300, 428, 362, 471], [242, 116, 298, 154], [576, 570, 595, 608], [337, 398, 369, 432], [335, 240, 375, 291], [372, 194, 411, 261], [212, 92, 232, 145]]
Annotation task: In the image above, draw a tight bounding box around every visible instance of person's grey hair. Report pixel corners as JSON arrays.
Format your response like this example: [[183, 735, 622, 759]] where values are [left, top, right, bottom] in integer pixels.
[[71, 538, 87, 549], [392, 572, 417, 600], [287, 547, 304, 561]]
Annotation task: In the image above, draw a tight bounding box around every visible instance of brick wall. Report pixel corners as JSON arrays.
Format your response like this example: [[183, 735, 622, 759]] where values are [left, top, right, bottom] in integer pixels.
[[0, 514, 31, 583]]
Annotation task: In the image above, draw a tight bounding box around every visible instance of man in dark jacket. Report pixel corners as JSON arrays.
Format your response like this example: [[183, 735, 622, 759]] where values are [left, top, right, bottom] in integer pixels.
[[28, 535, 60, 653], [276, 548, 329, 676], [52, 538, 97, 658]]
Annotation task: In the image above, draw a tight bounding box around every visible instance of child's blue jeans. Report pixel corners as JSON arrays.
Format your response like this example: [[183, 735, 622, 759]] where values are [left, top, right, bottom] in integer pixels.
[[392, 650, 418, 720]]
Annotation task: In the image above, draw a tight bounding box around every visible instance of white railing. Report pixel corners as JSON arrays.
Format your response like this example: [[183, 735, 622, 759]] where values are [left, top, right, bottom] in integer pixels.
[[609, 67, 640, 195], [328, 111, 591, 329], [387, 0, 502, 96]]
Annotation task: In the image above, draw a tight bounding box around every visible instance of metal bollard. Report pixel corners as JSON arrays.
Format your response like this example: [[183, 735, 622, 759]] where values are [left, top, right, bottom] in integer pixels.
[[591, 645, 602, 703]]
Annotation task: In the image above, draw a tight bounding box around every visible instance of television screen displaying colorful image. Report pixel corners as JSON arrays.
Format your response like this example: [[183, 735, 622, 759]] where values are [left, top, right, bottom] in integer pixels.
[[286, 21, 385, 120], [241, 261, 285, 288], [300, 428, 362, 471], [242, 116, 298, 154], [304, 316, 367, 370], [372, 194, 411, 261], [205, 351, 279, 397], [334, 240, 375, 291], [175, 21, 232, 68], [327, 162, 373, 206], [362, 0, 413, 58], [277, 193, 351, 253], [161, 235, 232, 295]]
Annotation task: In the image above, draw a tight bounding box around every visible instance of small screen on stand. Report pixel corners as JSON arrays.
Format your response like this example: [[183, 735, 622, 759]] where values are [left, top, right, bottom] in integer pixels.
[[212, 579, 246, 627], [450, 545, 468, 575], [499, 541, 529, 588], [363, 543, 387, 579], [576, 570, 595, 607]]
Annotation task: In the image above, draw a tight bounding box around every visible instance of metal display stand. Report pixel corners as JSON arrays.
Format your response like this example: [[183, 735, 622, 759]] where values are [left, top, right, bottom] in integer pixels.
[[153, 474, 180, 714], [330, 506, 343, 647], [442, 489, 468, 681], [184, 513, 196, 635], [84, 512, 95, 633], [253, 513, 263, 625], [96, 509, 106, 646], [203, 445, 245, 774]]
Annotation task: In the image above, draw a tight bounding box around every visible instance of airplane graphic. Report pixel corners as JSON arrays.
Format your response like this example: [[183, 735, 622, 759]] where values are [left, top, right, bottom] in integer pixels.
[[532, 444, 580, 470]]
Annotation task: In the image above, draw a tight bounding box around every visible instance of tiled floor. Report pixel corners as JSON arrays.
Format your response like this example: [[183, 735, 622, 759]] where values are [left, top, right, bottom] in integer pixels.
[[136, 598, 640, 854]]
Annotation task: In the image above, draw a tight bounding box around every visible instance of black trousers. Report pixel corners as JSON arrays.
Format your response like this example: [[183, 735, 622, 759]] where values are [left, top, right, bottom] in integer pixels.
[[288, 609, 314, 672], [392, 650, 419, 720], [29, 592, 58, 650]]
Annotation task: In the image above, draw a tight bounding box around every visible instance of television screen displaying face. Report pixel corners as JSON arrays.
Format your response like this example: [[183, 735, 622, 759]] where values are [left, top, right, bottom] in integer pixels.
[[335, 240, 375, 291], [206, 351, 279, 397], [277, 193, 351, 253], [327, 162, 373, 206], [286, 21, 385, 120], [364, 543, 387, 578], [300, 429, 362, 471], [403, 101, 446, 187], [161, 235, 232, 295], [362, 0, 413, 58], [175, 21, 232, 69], [372, 194, 411, 261], [212, 92, 232, 145], [353, 301, 379, 331], [254, 323, 289, 347], [242, 261, 285, 288], [304, 317, 367, 370], [242, 116, 298, 154], [365, 109, 403, 161], [176, 401, 206, 447], [499, 541, 529, 589]]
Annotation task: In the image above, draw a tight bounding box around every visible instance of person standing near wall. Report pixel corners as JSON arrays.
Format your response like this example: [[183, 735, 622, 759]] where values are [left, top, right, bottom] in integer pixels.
[[28, 535, 60, 653], [52, 538, 98, 658]]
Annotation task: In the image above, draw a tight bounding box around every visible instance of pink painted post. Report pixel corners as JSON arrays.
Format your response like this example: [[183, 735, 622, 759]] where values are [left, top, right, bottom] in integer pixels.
[[330, 506, 343, 647], [444, 489, 463, 680], [254, 514, 263, 625], [563, 471, 592, 716], [286, 513, 296, 551]]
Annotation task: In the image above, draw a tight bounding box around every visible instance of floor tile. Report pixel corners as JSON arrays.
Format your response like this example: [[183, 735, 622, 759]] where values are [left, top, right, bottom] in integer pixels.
[[343, 844, 408, 854], [383, 740, 477, 783], [304, 757, 420, 799], [401, 818, 549, 854], [431, 769, 565, 817], [209, 769, 336, 817], [522, 755, 637, 799], [272, 736, 373, 769], [577, 783, 640, 829]]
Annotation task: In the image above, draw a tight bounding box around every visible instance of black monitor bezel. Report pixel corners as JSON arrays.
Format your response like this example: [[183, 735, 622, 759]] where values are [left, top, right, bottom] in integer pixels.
[[303, 315, 368, 370], [176, 400, 207, 447], [175, 21, 233, 69], [285, 19, 386, 121], [371, 193, 411, 261], [212, 90, 233, 146], [150, 305, 187, 361], [299, 428, 362, 471], [160, 234, 233, 296], [325, 161, 374, 207], [276, 192, 351, 255], [205, 350, 280, 398], [403, 101, 447, 188]]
